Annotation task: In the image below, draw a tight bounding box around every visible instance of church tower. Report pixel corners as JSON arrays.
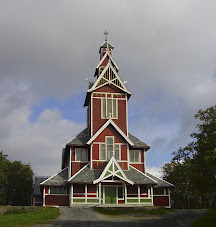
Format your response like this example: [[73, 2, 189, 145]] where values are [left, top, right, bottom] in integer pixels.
[[37, 33, 173, 207]]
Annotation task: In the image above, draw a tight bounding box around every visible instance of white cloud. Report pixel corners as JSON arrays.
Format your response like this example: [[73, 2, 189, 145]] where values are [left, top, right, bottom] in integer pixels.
[[146, 165, 164, 178], [0, 80, 85, 175], [1, 0, 216, 176]]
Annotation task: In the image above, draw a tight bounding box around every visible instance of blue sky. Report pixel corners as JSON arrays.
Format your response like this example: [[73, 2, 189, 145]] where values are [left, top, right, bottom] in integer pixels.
[[0, 0, 216, 177]]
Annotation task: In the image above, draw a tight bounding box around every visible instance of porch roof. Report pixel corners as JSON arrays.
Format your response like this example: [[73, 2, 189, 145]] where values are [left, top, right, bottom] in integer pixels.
[[40, 167, 68, 186], [146, 172, 174, 188]]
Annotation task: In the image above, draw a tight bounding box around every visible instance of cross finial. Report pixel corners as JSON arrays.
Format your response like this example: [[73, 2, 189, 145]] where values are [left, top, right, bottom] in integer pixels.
[[104, 30, 108, 41]]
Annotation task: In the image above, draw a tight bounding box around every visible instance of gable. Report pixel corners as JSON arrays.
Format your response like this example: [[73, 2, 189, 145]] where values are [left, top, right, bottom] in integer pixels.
[[89, 63, 132, 95], [93, 125, 126, 143], [93, 156, 133, 184], [96, 52, 119, 71], [87, 119, 134, 146]]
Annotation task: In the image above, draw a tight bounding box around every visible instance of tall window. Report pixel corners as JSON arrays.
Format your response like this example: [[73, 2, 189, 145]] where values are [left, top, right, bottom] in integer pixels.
[[129, 150, 140, 162], [100, 137, 120, 160], [102, 97, 117, 119], [76, 149, 88, 161]]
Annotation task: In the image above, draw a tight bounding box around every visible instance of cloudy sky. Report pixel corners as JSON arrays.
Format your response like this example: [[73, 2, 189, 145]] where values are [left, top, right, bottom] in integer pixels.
[[1, 0, 216, 177]]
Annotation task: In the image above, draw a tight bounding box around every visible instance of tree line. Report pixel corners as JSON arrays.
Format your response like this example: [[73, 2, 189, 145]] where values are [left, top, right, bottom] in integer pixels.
[[162, 105, 216, 209], [0, 152, 33, 205]]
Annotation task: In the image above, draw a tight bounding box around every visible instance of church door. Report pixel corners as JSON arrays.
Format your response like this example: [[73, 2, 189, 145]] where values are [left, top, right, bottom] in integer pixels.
[[105, 187, 116, 204]]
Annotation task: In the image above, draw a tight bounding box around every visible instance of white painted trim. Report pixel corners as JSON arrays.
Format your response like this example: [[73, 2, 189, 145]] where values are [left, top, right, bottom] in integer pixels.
[[40, 167, 68, 185], [151, 186, 153, 204], [91, 92, 93, 137], [129, 165, 158, 184], [68, 164, 89, 182], [85, 184, 87, 204], [144, 150, 146, 174], [99, 182, 101, 204], [127, 144, 129, 170], [126, 97, 128, 136], [88, 62, 132, 95], [96, 51, 119, 70], [92, 91, 127, 96], [87, 119, 134, 146], [90, 144, 93, 170], [69, 147, 72, 178], [71, 184, 73, 205], [168, 188, 171, 208], [75, 148, 88, 162], [138, 185, 140, 204], [124, 183, 127, 204], [93, 142, 126, 145], [72, 161, 89, 163], [43, 187, 45, 206], [93, 156, 134, 185]]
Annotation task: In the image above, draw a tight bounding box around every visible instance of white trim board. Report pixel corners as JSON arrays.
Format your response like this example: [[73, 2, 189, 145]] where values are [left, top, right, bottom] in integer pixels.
[[87, 119, 134, 146]]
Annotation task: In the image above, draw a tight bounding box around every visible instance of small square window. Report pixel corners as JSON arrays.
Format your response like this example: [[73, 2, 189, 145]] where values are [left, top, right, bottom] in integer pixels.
[[76, 149, 88, 161], [129, 150, 141, 162]]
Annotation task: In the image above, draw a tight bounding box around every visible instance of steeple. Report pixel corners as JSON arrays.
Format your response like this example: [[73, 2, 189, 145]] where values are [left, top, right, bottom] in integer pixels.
[[99, 30, 114, 60]]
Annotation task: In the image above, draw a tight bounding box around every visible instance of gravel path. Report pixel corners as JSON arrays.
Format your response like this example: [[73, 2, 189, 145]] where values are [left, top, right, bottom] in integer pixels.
[[34, 207, 207, 227]]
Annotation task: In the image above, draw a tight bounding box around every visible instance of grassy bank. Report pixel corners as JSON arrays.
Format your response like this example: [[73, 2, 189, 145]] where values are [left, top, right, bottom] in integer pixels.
[[193, 208, 216, 227], [0, 207, 59, 227], [93, 207, 173, 216]]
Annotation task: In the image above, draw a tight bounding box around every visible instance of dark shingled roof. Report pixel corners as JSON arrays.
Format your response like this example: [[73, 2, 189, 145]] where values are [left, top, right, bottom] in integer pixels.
[[146, 172, 174, 188], [67, 128, 90, 146], [69, 165, 102, 183], [124, 167, 157, 184], [33, 176, 49, 196], [128, 133, 150, 149], [100, 41, 114, 49], [41, 168, 68, 186], [67, 128, 149, 149], [69, 164, 156, 185]]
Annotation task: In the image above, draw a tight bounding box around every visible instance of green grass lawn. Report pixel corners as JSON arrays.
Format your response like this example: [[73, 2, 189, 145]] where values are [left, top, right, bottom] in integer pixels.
[[193, 208, 216, 227], [0, 207, 60, 227], [93, 207, 173, 216]]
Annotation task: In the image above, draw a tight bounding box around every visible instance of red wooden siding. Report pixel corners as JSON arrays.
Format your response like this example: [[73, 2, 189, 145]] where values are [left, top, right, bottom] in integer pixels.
[[71, 162, 87, 176], [95, 85, 122, 93], [130, 163, 144, 172], [92, 144, 99, 160], [94, 125, 126, 143], [153, 196, 169, 206], [45, 195, 69, 206], [121, 145, 127, 160], [92, 96, 127, 135]]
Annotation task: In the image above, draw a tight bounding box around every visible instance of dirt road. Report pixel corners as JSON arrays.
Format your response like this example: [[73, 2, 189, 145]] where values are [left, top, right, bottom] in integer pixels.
[[34, 207, 206, 227]]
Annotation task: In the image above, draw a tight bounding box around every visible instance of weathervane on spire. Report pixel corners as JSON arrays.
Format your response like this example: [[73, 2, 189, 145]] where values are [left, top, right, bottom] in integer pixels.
[[104, 30, 108, 41]]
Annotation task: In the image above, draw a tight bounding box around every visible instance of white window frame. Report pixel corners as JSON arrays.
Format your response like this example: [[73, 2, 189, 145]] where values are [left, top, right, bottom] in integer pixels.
[[99, 137, 121, 161], [75, 148, 88, 162], [129, 150, 141, 163], [101, 94, 118, 119]]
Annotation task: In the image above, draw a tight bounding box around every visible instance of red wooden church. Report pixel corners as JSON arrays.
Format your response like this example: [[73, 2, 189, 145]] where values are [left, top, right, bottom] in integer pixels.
[[33, 35, 173, 207]]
